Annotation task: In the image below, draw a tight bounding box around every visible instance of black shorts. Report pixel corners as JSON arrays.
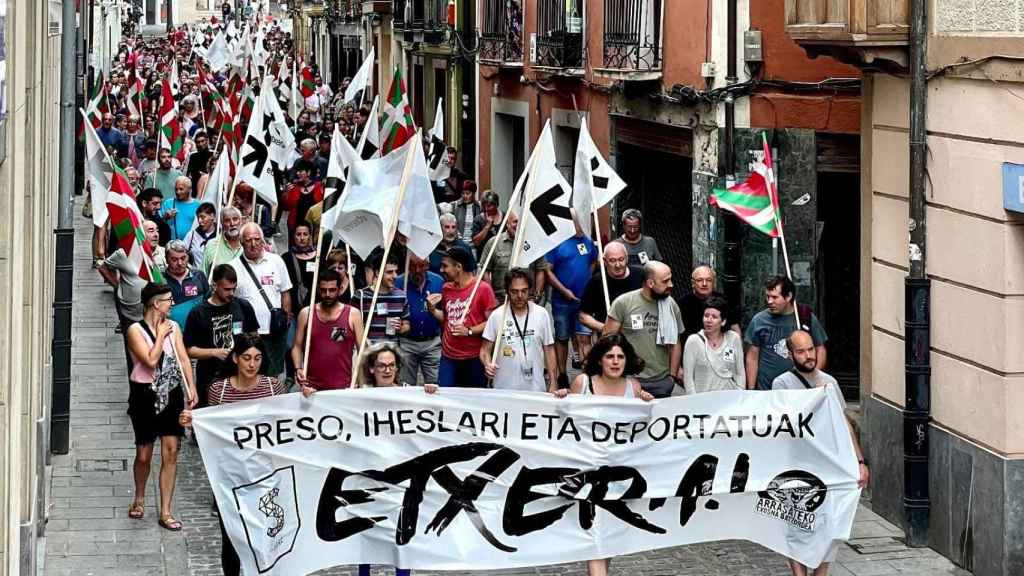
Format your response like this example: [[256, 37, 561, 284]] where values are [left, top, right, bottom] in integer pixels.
[[128, 382, 185, 446]]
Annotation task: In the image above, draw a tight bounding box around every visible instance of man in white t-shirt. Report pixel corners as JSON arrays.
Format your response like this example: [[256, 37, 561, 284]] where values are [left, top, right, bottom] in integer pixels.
[[772, 330, 869, 576], [230, 222, 293, 376], [481, 268, 557, 392]]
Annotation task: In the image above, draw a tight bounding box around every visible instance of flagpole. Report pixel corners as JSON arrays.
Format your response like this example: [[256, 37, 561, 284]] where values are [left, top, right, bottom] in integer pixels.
[[761, 132, 801, 331], [300, 225, 327, 373], [591, 196, 611, 311], [346, 244, 355, 299], [350, 132, 421, 388], [489, 151, 541, 367]]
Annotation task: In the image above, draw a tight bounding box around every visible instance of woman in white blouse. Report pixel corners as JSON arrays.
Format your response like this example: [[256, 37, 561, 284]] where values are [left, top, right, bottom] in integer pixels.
[[682, 295, 745, 393]]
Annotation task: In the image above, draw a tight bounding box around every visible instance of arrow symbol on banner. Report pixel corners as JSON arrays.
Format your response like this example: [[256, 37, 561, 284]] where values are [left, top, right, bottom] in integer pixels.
[[243, 135, 269, 175], [590, 157, 609, 190], [530, 185, 573, 235]]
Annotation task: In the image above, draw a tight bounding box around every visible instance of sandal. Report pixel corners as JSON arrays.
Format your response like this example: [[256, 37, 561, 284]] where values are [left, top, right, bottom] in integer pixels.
[[158, 515, 183, 531], [128, 502, 145, 519]]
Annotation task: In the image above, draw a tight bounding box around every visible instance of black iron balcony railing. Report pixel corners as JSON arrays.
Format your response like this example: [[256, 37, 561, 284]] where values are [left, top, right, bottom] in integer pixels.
[[423, 0, 448, 42], [480, 0, 524, 65], [394, 0, 448, 42], [535, 0, 584, 69], [602, 0, 662, 74]]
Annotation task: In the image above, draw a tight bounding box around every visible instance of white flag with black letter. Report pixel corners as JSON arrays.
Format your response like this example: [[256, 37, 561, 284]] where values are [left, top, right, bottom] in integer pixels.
[[512, 121, 576, 267], [573, 117, 626, 236], [357, 95, 381, 160], [426, 98, 450, 182], [235, 92, 278, 206], [260, 74, 296, 168], [320, 125, 361, 234], [81, 109, 113, 227], [399, 136, 443, 258]]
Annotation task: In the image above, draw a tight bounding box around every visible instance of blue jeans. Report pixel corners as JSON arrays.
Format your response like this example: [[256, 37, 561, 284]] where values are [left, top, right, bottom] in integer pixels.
[[552, 304, 589, 341], [438, 356, 487, 388], [359, 565, 410, 576]]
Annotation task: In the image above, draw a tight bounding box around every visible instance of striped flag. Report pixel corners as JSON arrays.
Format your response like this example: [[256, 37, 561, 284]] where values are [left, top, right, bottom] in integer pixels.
[[380, 67, 416, 155], [299, 64, 316, 98], [158, 79, 186, 161], [78, 73, 107, 142], [710, 133, 781, 238], [106, 166, 164, 284]]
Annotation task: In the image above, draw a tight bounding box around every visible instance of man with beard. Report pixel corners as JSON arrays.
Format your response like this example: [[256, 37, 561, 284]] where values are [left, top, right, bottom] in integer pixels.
[[184, 131, 212, 196], [291, 269, 363, 392], [480, 268, 557, 393], [395, 254, 445, 387], [137, 188, 172, 246], [185, 264, 259, 407], [745, 275, 828, 390], [772, 330, 869, 576], [201, 206, 244, 275], [603, 261, 684, 398], [144, 148, 185, 200]]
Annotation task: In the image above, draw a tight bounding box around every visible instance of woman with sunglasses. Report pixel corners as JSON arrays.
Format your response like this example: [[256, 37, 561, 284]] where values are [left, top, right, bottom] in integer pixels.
[[125, 283, 197, 531]]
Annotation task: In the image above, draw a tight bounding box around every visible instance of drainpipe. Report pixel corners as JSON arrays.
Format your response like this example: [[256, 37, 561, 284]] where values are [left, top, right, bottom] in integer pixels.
[[904, 0, 930, 548], [720, 0, 742, 311], [52, 0, 79, 455]]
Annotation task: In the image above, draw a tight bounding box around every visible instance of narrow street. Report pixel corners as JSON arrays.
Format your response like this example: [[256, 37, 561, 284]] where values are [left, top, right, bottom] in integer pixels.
[[39, 209, 969, 576]]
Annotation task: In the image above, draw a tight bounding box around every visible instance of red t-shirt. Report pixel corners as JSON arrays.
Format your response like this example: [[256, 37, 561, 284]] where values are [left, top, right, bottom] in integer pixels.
[[440, 279, 498, 360]]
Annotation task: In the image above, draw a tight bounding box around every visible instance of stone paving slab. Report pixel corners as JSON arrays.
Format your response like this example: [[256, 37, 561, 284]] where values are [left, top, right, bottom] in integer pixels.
[[41, 211, 970, 576]]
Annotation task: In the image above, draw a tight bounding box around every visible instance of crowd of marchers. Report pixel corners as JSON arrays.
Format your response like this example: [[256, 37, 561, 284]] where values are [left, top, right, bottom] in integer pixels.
[[85, 15, 867, 576]]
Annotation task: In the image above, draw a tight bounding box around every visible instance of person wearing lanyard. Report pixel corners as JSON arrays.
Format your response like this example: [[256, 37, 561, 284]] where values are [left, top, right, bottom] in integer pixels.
[[481, 268, 558, 392], [395, 254, 445, 387]]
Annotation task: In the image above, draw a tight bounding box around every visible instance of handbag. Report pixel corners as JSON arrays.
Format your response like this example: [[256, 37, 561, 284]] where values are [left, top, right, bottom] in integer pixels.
[[239, 256, 290, 338]]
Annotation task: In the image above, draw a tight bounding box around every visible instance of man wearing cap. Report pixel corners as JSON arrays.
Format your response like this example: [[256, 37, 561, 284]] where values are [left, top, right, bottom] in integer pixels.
[[426, 245, 498, 388]]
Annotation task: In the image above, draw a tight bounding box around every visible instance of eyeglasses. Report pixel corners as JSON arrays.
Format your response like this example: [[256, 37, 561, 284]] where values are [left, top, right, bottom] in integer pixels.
[[157, 296, 174, 304], [374, 362, 397, 371]]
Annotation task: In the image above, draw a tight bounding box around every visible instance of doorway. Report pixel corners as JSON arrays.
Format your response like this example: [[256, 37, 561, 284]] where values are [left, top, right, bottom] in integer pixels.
[[816, 169, 861, 402], [615, 143, 694, 301], [490, 109, 527, 206]]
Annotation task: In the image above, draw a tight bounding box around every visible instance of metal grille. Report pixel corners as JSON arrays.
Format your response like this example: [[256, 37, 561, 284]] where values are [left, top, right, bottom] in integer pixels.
[[536, 0, 584, 68], [603, 0, 662, 71], [480, 0, 524, 64]]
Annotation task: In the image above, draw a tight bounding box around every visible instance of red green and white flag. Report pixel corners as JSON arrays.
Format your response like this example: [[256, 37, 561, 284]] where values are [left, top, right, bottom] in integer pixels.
[[299, 64, 316, 98], [380, 67, 416, 155], [106, 165, 164, 283], [710, 133, 781, 238], [78, 73, 108, 142], [158, 78, 186, 161]]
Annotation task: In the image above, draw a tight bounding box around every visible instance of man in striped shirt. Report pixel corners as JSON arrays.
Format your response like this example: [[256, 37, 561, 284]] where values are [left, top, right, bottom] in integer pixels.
[[357, 253, 410, 345]]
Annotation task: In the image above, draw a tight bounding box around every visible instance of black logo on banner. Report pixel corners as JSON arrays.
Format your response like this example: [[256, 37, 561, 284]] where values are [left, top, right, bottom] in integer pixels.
[[233, 466, 301, 573], [754, 470, 826, 532], [530, 185, 573, 235], [314, 442, 754, 551]]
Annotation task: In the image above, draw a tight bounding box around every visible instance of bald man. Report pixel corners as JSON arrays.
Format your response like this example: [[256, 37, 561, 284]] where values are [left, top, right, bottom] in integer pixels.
[[229, 222, 293, 377], [603, 261, 685, 398], [678, 265, 741, 339], [160, 175, 199, 241], [772, 329, 869, 576], [578, 241, 644, 334]]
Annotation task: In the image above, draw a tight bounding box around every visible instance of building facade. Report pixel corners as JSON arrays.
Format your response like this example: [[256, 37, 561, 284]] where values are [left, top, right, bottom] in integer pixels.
[[787, 0, 1024, 574], [475, 0, 863, 396], [0, 1, 65, 574]]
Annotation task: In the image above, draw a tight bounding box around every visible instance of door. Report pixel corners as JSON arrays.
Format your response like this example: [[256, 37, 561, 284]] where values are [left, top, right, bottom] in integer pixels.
[[816, 170, 861, 402]]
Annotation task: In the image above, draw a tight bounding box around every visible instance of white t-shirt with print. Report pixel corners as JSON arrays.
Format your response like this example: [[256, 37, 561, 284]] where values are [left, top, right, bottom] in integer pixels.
[[483, 302, 554, 392], [230, 252, 293, 334]]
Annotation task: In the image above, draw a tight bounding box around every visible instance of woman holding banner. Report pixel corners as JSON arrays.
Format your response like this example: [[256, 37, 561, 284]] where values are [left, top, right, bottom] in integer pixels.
[[554, 334, 653, 576], [180, 333, 287, 576]]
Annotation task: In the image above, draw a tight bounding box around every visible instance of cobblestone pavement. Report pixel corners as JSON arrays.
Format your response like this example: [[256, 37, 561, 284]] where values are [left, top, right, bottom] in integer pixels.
[[42, 211, 971, 576]]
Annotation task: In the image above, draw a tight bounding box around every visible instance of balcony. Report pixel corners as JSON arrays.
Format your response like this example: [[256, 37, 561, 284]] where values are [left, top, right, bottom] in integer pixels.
[[534, 0, 584, 73], [393, 0, 448, 44], [479, 0, 524, 67], [595, 0, 662, 81], [784, 0, 909, 67]]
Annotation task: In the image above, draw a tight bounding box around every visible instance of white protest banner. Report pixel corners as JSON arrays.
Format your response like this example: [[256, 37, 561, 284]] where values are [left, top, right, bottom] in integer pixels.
[[193, 387, 860, 575]]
